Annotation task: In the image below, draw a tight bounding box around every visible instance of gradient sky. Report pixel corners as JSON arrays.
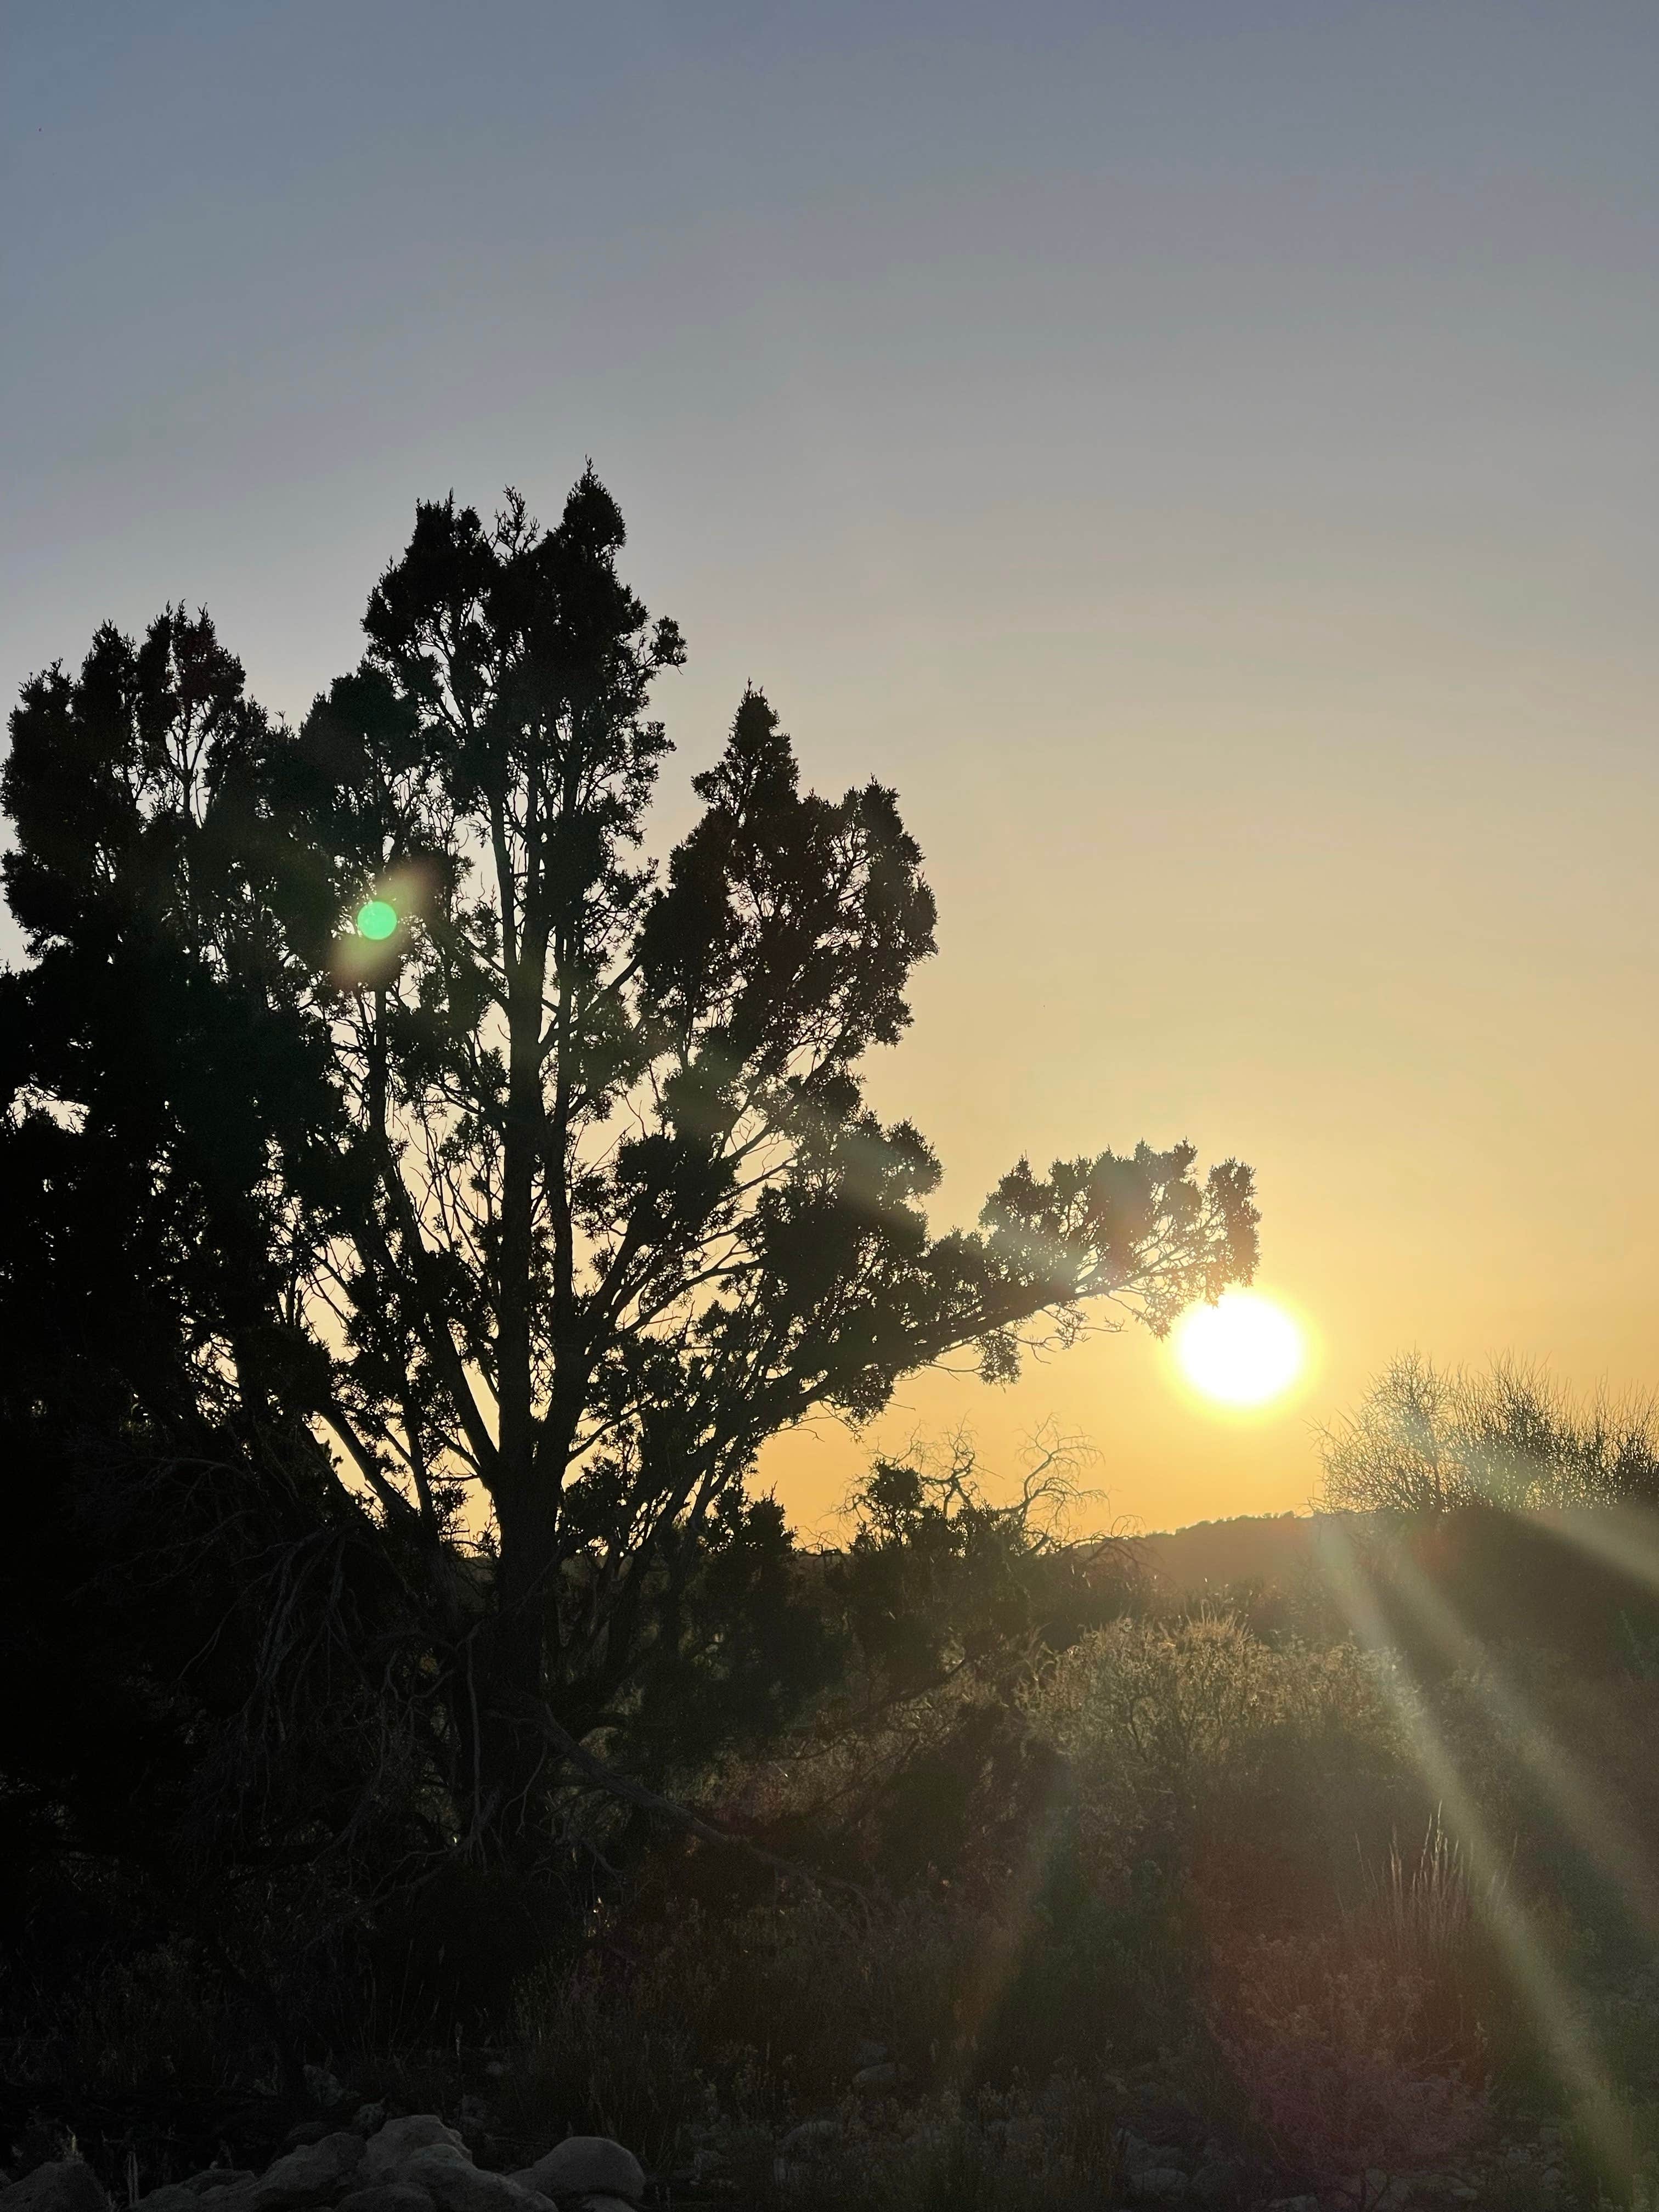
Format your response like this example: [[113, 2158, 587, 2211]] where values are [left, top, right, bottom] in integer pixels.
[[6, 2, 1659, 1536]]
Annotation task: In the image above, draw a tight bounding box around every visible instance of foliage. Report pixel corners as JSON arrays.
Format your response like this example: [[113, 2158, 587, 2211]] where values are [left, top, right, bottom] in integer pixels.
[[1209, 1921, 1489, 2196], [22, 1581, 1659, 2209], [832, 1423, 1137, 1701], [1025, 1612, 1413, 1911], [1, 474, 1256, 1895]]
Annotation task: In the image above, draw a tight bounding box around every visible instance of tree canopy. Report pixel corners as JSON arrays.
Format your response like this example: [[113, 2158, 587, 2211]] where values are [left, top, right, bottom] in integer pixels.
[[1, 470, 1257, 1875]]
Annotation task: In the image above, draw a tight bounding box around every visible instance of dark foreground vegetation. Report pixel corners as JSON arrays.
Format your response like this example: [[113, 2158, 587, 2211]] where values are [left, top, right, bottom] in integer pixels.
[[9, 478, 1659, 2209], [16, 1449, 1659, 2212]]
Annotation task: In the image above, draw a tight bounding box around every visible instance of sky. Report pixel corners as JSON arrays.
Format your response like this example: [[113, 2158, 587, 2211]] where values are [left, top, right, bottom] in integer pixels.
[[5, 2, 1659, 1536]]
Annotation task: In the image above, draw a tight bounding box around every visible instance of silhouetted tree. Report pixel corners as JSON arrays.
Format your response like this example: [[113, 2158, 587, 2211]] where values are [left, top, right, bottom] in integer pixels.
[[2, 472, 1257, 1871], [834, 1424, 1136, 1700]]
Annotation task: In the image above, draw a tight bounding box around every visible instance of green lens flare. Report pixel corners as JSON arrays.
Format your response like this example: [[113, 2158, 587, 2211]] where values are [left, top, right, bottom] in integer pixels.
[[356, 899, 398, 941]]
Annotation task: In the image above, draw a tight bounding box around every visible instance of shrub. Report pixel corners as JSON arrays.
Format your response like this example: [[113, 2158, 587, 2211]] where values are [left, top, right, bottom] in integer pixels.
[[1024, 1613, 1418, 1917], [1209, 1925, 1488, 2196], [1319, 1355, 1659, 1517], [1206, 1819, 1494, 2195]]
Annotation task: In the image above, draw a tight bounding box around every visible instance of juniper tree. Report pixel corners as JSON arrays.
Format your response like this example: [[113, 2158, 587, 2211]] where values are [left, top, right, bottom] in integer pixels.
[[2, 470, 1258, 1860]]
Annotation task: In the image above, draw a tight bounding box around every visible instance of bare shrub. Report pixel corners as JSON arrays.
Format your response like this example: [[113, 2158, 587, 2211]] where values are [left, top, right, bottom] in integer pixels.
[[1319, 1355, 1659, 1516]]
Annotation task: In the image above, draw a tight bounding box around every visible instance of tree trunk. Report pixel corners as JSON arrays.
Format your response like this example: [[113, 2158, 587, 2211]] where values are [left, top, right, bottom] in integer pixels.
[[479, 1474, 560, 1858]]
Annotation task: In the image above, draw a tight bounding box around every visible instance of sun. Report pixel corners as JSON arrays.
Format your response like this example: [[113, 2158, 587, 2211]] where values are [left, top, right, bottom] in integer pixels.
[[1173, 1290, 1306, 1408]]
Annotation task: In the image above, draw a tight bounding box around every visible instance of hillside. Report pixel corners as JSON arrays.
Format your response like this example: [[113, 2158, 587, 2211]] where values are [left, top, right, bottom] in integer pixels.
[[1130, 1509, 1336, 1601]]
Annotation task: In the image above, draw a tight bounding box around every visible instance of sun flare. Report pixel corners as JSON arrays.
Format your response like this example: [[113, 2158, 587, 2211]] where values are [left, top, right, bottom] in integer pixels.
[[1173, 1290, 1306, 1408]]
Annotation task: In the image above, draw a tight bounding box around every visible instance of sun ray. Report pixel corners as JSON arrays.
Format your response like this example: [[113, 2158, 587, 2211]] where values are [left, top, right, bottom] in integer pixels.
[[1376, 1534, 1659, 1942], [1313, 1520, 1633, 2188], [1531, 1500, 1659, 1599]]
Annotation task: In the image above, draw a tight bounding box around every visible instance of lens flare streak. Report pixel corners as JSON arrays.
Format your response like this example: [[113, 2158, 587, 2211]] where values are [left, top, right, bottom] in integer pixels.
[[1315, 1521, 1630, 2185]]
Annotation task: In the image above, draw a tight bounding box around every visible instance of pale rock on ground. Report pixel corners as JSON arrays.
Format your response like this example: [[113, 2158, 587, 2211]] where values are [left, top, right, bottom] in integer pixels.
[[393, 2146, 548, 2212], [0, 2162, 111, 2212], [507, 2140, 644, 2204], [362, 2122, 467, 2182], [336, 2187, 438, 2212], [1127, 2168, 1189, 2203], [251, 2132, 366, 2211], [773, 2115, 846, 2190], [89, 2117, 643, 2212], [1189, 2157, 1247, 2205], [850, 2062, 901, 2091]]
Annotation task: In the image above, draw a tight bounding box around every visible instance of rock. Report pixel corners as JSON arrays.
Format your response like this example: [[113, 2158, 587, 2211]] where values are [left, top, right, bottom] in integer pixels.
[[0, 2162, 111, 2212], [851, 2062, 900, 2091], [1130, 2092, 1200, 2148], [250, 2134, 365, 2211], [1128, 2171, 1188, 2205], [185, 2178, 256, 2198], [135, 2191, 199, 2212], [336, 2188, 439, 2212], [363, 2126, 466, 2185], [284, 2130, 331, 2153], [776, 2123, 842, 2163], [508, 2142, 642, 2207], [350, 2114, 387, 2144], [306, 2069, 352, 2116], [390, 2156, 548, 2212], [1119, 2136, 1193, 2180], [1189, 2159, 1245, 2206], [774, 2121, 845, 2192], [1357, 2173, 1412, 2212], [376, 2156, 469, 2194]]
